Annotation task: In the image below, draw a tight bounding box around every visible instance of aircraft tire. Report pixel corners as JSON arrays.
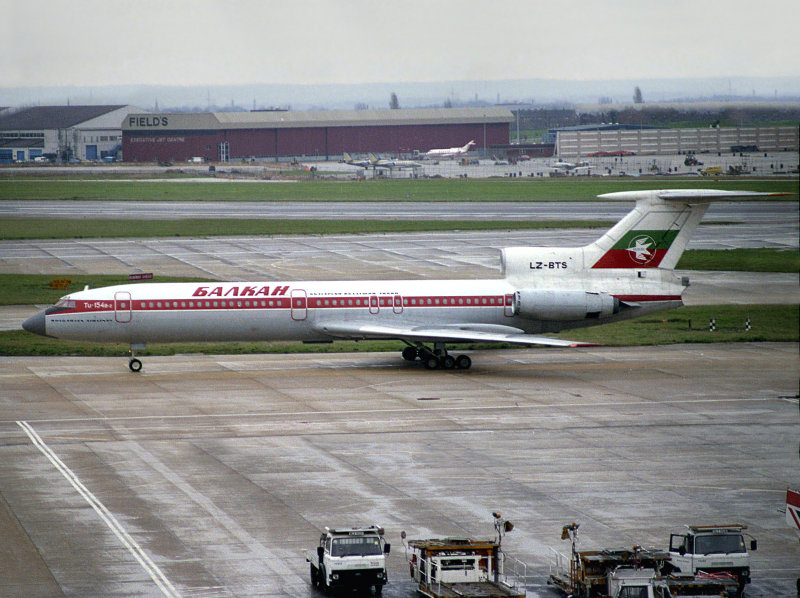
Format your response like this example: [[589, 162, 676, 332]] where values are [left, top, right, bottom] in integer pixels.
[[442, 355, 456, 370], [401, 346, 418, 361], [129, 358, 143, 373], [456, 355, 472, 370], [423, 356, 440, 370]]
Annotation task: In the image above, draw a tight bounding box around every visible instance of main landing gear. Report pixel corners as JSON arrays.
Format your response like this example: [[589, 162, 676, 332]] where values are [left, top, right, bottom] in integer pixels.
[[401, 342, 472, 370]]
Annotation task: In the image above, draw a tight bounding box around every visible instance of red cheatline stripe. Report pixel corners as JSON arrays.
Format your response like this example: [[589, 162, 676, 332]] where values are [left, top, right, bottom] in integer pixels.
[[60, 295, 513, 313], [53, 294, 680, 314]]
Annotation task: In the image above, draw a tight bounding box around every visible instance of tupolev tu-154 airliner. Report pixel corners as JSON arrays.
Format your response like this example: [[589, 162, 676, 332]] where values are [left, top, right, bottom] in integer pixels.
[[22, 189, 782, 372]]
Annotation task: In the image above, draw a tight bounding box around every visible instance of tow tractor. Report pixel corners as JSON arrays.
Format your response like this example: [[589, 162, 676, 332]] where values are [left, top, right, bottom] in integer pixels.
[[401, 513, 526, 598], [549, 523, 739, 598], [307, 525, 390, 594]]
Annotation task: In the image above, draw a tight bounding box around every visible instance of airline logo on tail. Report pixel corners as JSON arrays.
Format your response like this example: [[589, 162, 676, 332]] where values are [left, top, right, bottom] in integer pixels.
[[626, 235, 657, 264], [592, 230, 679, 268]]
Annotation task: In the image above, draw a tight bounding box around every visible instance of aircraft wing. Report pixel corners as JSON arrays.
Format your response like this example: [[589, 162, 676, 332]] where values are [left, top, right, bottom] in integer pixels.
[[313, 320, 598, 348]]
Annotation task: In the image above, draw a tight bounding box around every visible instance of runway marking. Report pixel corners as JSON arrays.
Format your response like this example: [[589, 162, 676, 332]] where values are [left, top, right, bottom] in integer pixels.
[[4, 395, 788, 427], [16, 420, 182, 598], [125, 442, 307, 587], [634, 482, 789, 494]]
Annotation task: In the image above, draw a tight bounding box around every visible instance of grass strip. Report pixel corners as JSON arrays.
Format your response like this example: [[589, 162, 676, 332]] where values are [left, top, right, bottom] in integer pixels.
[[555, 303, 798, 346], [0, 274, 217, 306], [0, 218, 613, 240], [1, 177, 796, 203], [675, 248, 799, 272], [2, 304, 795, 357]]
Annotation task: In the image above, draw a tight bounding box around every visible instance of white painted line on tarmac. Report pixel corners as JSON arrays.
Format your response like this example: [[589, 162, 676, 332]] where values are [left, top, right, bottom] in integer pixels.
[[9, 394, 788, 426], [16, 420, 182, 598]]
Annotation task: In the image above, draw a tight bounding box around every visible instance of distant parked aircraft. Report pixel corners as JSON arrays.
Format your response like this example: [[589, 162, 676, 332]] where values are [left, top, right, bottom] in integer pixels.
[[550, 159, 588, 171], [423, 140, 476, 159], [342, 153, 371, 168], [368, 154, 422, 169]]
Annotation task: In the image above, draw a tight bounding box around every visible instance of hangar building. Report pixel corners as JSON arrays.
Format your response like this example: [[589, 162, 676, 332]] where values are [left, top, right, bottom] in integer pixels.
[[0, 105, 140, 163], [121, 107, 513, 163]]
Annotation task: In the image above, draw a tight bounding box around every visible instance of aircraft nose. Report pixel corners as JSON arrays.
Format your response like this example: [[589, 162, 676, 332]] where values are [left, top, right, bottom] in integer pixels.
[[22, 310, 47, 336]]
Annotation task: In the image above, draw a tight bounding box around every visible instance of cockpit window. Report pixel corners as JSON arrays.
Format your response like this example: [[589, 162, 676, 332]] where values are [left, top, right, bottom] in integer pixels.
[[55, 298, 76, 309]]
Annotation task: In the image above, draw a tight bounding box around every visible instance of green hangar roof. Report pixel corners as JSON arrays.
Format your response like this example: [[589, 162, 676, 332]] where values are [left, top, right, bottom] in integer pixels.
[[123, 107, 514, 131]]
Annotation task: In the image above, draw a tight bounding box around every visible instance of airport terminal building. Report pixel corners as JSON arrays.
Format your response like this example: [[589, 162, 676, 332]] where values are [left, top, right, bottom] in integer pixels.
[[555, 124, 799, 158], [121, 107, 514, 163]]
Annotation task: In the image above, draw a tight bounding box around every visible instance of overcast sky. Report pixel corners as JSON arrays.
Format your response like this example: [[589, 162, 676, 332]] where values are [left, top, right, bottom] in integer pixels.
[[3, 0, 799, 89]]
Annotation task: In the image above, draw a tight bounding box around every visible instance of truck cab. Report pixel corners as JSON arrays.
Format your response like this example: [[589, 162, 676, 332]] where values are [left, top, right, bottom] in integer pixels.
[[667, 525, 755, 593], [307, 525, 390, 594], [607, 568, 656, 598]]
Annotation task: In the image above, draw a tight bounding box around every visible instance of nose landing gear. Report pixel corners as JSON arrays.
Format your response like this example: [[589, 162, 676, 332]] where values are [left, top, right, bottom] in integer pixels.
[[128, 343, 146, 373], [401, 342, 471, 370]]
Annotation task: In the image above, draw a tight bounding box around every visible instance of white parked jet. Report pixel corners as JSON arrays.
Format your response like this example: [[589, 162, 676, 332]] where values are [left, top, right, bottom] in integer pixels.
[[22, 189, 782, 372], [368, 154, 422, 170], [423, 140, 476, 159], [551, 159, 588, 171]]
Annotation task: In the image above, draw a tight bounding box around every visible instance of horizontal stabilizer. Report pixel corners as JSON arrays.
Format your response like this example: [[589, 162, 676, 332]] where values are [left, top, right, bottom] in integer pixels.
[[599, 189, 789, 202], [314, 320, 597, 348]]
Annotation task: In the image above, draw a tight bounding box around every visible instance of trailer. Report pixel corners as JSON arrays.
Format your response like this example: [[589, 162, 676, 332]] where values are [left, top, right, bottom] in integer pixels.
[[403, 536, 526, 598]]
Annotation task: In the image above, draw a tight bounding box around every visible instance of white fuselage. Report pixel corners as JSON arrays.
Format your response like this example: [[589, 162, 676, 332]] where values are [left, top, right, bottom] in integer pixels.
[[39, 275, 678, 345], [44, 279, 518, 344]]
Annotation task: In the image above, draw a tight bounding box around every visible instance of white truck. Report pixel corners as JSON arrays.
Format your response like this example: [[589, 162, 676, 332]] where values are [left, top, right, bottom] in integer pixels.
[[667, 525, 756, 595], [307, 525, 390, 594]]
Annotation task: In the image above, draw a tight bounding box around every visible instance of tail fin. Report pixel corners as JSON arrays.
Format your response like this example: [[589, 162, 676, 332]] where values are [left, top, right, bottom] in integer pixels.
[[464, 140, 476, 151], [587, 189, 786, 270], [343, 152, 352, 162]]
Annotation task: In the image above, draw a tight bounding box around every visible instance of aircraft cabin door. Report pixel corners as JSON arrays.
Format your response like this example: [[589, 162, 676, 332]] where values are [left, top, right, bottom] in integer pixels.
[[115, 291, 132, 323], [369, 295, 379, 315], [393, 294, 403, 314], [291, 289, 307, 321]]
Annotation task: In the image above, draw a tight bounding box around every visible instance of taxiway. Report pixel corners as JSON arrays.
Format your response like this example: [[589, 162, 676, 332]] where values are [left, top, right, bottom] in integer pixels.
[[0, 344, 797, 597]]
